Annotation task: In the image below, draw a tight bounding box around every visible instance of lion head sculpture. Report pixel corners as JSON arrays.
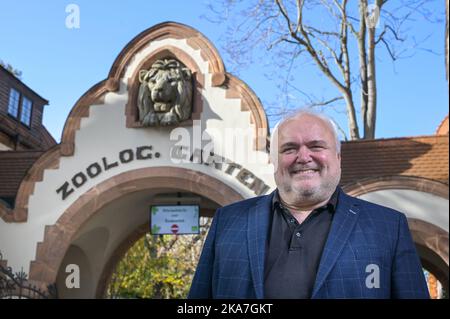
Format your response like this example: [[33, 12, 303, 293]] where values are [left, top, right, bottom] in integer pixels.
[[137, 58, 193, 126]]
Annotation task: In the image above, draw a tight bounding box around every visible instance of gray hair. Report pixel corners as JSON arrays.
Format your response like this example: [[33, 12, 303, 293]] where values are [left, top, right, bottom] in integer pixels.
[[269, 109, 341, 160]]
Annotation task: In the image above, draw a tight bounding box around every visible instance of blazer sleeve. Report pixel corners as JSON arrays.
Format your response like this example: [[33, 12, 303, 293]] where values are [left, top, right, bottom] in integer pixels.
[[187, 208, 221, 299], [391, 213, 430, 299]]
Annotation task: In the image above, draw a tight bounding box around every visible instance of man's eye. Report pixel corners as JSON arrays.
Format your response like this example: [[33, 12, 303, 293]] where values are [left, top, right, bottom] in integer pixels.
[[281, 148, 295, 153]]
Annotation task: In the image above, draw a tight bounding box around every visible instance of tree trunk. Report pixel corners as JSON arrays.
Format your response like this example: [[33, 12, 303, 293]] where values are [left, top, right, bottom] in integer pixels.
[[359, 0, 370, 138], [365, 0, 383, 139], [366, 26, 377, 139], [342, 89, 360, 140]]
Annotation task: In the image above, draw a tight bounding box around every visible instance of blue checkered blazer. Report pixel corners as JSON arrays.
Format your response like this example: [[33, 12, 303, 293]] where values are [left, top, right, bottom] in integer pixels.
[[188, 189, 429, 299]]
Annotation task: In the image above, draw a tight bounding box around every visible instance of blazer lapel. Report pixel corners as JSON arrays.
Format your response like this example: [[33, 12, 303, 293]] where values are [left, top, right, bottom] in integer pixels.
[[311, 191, 360, 298], [247, 192, 273, 299]]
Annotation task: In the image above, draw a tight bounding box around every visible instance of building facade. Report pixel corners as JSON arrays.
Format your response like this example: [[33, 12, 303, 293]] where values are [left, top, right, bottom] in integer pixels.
[[0, 65, 55, 151], [0, 22, 448, 298]]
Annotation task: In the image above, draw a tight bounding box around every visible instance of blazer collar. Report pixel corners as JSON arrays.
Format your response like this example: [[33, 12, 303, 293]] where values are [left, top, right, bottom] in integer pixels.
[[311, 190, 360, 298], [247, 191, 274, 299]]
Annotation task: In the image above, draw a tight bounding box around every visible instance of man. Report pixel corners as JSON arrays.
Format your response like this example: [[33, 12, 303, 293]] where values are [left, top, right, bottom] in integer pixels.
[[189, 110, 429, 299]]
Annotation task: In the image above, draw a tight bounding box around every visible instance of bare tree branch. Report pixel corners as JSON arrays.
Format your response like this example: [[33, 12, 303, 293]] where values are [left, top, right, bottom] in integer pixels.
[[205, 0, 443, 140], [380, 37, 397, 60]]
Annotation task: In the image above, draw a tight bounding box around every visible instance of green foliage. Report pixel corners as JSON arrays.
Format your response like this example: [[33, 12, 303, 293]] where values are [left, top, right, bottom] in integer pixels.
[[107, 217, 211, 299]]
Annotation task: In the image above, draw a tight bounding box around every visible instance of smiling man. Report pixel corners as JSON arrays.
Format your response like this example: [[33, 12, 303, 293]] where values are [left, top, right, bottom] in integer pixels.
[[189, 110, 429, 299]]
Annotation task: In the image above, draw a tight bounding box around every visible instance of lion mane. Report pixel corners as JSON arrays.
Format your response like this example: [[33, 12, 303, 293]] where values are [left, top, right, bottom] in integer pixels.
[[137, 58, 193, 126]]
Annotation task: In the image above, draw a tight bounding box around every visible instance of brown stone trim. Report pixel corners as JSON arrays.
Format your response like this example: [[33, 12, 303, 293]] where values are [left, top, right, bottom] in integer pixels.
[[408, 218, 449, 265], [125, 46, 204, 128], [408, 218, 449, 290], [109, 21, 225, 88], [28, 166, 244, 288], [436, 115, 449, 135], [421, 257, 448, 294], [60, 80, 110, 156], [0, 203, 13, 222], [59, 22, 226, 156], [224, 74, 269, 152], [342, 175, 449, 199]]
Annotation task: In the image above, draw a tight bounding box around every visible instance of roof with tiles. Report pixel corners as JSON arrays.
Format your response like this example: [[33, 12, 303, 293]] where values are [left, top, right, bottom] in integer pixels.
[[340, 135, 449, 186], [0, 151, 44, 199], [0, 135, 447, 207]]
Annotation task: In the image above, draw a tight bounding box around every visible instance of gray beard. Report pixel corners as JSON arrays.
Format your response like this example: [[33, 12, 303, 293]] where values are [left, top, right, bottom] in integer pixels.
[[278, 173, 341, 206]]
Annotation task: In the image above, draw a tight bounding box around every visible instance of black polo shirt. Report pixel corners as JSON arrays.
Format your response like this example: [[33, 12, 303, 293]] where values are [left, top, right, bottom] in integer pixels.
[[264, 188, 339, 299]]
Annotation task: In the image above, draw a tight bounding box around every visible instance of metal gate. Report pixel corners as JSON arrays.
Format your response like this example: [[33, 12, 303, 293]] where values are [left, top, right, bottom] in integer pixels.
[[0, 251, 57, 299]]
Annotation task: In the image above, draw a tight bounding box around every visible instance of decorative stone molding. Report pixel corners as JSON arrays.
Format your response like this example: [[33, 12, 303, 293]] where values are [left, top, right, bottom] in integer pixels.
[[125, 46, 204, 128], [436, 115, 449, 135], [408, 218, 449, 265], [342, 175, 449, 199], [60, 22, 227, 158], [109, 22, 226, 89], [0, 205, 13, 223], [408, 218, 449, 290], [60, 80, 110, 156], [28, 167, 244, 286], [0, 22, 269, 224], [224, 74, 269, 152]]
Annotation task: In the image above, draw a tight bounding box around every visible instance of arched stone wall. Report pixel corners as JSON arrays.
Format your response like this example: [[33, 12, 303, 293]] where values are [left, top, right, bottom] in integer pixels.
[[28, 166, 245, 290]]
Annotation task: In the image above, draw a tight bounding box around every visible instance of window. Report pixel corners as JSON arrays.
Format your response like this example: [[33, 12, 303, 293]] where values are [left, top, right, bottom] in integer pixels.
[[7, 88, 20, 117], [20, 97, 32, 126], [6, 88, 33, 127]]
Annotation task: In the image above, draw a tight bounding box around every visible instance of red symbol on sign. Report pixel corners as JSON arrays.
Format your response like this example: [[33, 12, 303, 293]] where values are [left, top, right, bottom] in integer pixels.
[[171, 224, 179, 234]]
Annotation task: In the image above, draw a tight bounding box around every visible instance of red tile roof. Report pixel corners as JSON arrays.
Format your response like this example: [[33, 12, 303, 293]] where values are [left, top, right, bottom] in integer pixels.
[[0, 135, 447, 204], [341, 135, 449, 186]]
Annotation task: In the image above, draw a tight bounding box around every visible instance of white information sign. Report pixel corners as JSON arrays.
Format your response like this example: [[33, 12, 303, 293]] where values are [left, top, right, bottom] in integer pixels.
[[150, 205, 199, 235]]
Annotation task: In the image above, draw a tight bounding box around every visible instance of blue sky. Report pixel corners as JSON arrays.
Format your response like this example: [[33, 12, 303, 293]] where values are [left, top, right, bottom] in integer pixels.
[[0, 0, 448, 142]]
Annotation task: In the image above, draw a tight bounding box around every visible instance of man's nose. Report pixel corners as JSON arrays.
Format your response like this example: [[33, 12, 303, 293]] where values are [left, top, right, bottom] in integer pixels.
[[296, 147, 312, 163]]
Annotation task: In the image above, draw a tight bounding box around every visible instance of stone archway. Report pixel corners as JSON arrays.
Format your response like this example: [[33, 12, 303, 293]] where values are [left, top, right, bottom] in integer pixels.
[[28, 166, 245, 294], [409, 218, 449, 290], [343, 175, 449, 293], [95, 223, 149, 298], [342, 175, 449, 199], [93, 194, 220, 298]]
